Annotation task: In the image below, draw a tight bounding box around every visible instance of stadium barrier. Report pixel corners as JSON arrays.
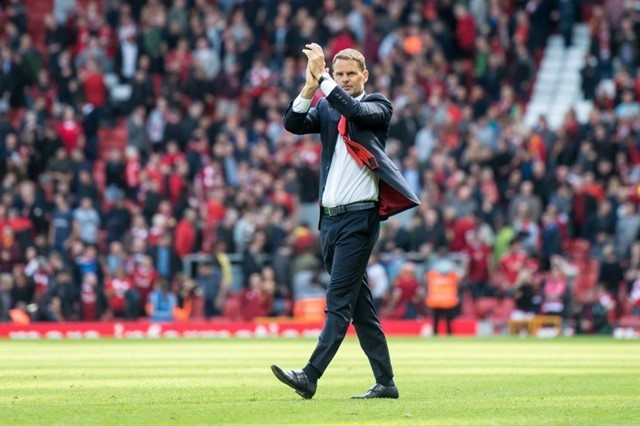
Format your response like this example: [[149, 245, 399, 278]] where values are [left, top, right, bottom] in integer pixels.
[[0, 319, 477, 339]]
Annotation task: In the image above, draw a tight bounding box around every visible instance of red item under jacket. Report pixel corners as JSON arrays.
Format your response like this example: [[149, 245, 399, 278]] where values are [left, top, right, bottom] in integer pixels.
[[337, 116, 379, 169]]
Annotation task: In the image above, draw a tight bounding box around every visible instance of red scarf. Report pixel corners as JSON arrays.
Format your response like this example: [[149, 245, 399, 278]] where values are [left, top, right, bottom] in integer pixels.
[[338, 116, 378, 169]]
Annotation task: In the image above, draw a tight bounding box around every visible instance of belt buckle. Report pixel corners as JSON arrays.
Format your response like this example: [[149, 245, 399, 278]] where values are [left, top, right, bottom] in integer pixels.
[[326, 205, 343, 216]]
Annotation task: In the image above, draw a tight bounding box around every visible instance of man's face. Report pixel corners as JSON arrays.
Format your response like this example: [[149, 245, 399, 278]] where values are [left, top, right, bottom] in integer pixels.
[[332, 58, 368, 97]]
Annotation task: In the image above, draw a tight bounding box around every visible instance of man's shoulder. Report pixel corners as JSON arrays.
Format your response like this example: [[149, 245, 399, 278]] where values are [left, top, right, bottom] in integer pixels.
[[362, 92, 391, 103]]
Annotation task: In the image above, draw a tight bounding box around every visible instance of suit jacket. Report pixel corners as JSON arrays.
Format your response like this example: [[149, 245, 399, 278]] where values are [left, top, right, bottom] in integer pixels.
[[284, 85, 420, 225]]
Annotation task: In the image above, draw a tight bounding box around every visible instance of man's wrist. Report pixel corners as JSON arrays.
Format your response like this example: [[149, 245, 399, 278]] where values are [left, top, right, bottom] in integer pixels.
[[316, 72, 331, 85], [300, 85, 317, 99]]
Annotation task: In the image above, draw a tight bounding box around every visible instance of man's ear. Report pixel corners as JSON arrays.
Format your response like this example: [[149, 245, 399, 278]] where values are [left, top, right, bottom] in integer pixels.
[[363, 69, 369, 83]]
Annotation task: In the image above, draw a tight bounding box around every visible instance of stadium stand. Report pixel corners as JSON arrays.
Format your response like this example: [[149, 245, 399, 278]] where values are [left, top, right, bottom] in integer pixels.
[[0, 0, 638, 336]]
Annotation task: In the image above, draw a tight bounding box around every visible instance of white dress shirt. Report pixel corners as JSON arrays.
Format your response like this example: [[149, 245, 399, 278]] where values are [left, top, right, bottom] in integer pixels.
[[292, 77, 378, 208]]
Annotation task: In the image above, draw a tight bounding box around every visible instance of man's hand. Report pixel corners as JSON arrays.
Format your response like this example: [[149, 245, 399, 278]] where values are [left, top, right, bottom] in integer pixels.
[[302, 43, 327, 82], [304, 63, 319, 92], [300, 43, 327, 99]]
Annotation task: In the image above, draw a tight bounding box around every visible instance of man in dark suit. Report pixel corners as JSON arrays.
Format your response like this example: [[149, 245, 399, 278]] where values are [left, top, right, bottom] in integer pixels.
[[271, 44, 420, 399]]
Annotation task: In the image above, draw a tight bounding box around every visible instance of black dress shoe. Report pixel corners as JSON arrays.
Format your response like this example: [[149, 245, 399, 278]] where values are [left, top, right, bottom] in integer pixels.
[[351, 383, 399, 399], [270, 365, 317, 399]]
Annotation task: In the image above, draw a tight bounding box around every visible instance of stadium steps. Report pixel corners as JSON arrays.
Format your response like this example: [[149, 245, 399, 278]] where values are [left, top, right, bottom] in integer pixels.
[[524, 24, 593, 130]]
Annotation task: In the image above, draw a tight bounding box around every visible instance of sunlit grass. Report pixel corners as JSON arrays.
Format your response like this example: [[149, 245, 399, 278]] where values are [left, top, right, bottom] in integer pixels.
[[1, 337, 638, 425]]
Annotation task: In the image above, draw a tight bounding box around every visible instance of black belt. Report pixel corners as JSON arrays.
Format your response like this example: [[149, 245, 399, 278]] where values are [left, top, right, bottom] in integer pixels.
[[322, 201, 376, 217]]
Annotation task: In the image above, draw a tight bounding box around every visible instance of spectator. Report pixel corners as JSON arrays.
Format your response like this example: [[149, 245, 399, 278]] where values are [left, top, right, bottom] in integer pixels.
[[511, 269, 539, 320], [49, 195, 73, 255], [615, 202, 640, 258], [540, 263, 569, 317], [196, 260, 223, 319], [463, 228, 491, 299], [598, 245, 625, 296], [105, 265, 138, 320], [72, 197, 101, 246], [46, 269, 77, 320], [240, 272, 273, 321], [499, 236, 538, 294], [367, 252, 390, 312], [385, 262, 421, 320], [0, 228, 21, 273], [132, 255, 158, 314], [149, 232, 181, 281], [425, 257, 462, 335], [127, 106, 150, 159], [147, 279, 178, 322], [173, 208, 197, 259], [241, 230, 266, 286]]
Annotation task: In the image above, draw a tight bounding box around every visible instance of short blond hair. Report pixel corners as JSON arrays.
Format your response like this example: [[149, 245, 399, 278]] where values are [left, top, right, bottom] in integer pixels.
[[332, 48, 367, 71]]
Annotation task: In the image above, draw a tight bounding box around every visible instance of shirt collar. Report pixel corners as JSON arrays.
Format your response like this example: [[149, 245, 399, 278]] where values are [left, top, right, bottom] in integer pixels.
[[354, 91, 365, 101]]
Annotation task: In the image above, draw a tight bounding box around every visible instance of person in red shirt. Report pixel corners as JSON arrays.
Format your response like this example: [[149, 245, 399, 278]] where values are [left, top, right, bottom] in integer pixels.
[[165, 38, 193, 83], [463, 229, 492, 298], [454, 4, 476, 58], [167, 160, 188, 205], [160, 141, 186, 169], [174, 208, 197, 258], [385, 262, 421, 319], [56, 106, 84, 153], [106, 266, 138, 319], [204, 188, 226, 226], [141, 153, 165, 194], [132, 255, 158, 313], [81, 272, 99, 321], [241, 272, 273, 321], [269, 179, 295, 215], [81, 60, 106, 108], [498, 236, 539, 294], [0, 227, 21, 273], [449, 213, 476, 253]]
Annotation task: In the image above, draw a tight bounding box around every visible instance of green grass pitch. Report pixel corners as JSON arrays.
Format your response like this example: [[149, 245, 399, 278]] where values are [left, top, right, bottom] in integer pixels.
[[1, 337, 638, 425]]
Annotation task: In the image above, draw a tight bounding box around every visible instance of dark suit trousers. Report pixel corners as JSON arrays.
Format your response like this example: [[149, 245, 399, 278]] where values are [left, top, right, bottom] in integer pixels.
[[308, 207, 394, 384]]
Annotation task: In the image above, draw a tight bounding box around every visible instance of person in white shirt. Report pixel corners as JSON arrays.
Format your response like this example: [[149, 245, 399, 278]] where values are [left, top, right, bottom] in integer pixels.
[[271, 43, 419, 400]]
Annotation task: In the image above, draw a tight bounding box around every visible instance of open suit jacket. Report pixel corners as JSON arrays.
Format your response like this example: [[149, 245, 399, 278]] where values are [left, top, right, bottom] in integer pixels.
[[283, 85, 421, 227]]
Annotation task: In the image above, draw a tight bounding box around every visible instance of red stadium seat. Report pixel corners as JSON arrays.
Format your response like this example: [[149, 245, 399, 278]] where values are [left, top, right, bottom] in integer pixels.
[[222, 294, 243, 321], [475, 297, 498, 319], [491, 298, 515, 323], [617, 315, 640, 330]]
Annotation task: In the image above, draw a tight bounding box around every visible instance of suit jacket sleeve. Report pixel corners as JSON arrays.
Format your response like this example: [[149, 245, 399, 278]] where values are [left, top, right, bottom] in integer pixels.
[[283, 101, 322, 135], [325, 86, 392, 129]]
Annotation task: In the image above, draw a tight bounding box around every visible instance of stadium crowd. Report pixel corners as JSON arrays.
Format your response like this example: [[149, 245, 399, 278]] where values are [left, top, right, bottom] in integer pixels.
[[0, 0, 639, 334]]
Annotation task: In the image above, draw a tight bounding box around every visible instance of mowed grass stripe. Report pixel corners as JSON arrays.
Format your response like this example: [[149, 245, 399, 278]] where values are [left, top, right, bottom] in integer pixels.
[[0, 338, 638, 425]]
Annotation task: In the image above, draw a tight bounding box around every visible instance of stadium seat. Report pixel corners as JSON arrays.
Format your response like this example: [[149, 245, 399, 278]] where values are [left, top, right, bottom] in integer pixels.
[[460, 292, 476, 317], [531, 315, 562, 336], [617, 315, 640, 330], [491, 298, 515, 324], [475, 297, 498, 319], [222, 294, 243, 321]]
